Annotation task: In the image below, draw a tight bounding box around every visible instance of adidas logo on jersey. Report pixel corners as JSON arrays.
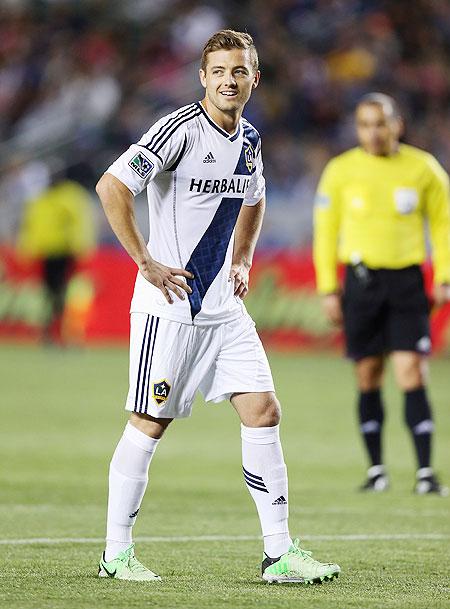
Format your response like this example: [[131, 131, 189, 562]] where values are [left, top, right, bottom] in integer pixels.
[[272, 495, 287, 505], [203, 151, 216, 163]]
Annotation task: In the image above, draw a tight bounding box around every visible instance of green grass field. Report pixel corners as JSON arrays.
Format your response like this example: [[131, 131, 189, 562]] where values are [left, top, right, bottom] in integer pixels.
[[1, 344, 449, 609]]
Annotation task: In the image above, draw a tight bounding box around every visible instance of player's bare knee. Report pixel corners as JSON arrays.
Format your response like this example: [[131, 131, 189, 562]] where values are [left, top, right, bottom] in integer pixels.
[[232, 392, 281, 427], [260, 395, 281, 426], [129, 412, 172, 439], [254, 394, 281, 427]]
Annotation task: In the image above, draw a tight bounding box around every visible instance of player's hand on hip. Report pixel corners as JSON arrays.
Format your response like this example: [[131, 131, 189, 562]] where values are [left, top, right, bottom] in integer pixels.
[[322, 293, 343, 326], [230, 262, 250, 299], [433, 283, 450, 308], [139, 258, 193, 304]]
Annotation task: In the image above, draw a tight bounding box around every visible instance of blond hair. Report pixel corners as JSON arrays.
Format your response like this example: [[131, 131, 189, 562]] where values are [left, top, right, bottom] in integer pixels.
[[201, 29, 259, 73]]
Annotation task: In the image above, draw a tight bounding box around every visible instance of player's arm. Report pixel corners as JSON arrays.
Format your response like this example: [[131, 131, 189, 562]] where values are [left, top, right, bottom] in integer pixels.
[[96, 173, 192, 304], [231, 197, 265, 298], [313, 160, 343, 325], [424, 158, 450, 306]]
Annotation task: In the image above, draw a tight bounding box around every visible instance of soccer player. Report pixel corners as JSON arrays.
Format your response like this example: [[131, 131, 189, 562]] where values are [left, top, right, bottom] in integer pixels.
[[95, 30, 340, 583], [314, 93, 450, 495]]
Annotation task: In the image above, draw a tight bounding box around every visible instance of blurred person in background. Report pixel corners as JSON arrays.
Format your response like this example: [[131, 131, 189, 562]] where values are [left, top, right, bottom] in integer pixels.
[[17, 166, 95, 344], [0, 155, 49, 245], [313, 93, 450, 496]]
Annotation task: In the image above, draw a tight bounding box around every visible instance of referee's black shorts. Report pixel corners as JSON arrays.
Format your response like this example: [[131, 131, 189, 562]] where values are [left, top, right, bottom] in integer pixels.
[[342, 265, 431, 361]]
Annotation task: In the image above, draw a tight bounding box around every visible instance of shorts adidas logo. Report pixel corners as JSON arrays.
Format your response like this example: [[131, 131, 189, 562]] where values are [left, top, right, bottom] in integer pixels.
[[203, 151, 216, 163], [272, 495, 287, 505]]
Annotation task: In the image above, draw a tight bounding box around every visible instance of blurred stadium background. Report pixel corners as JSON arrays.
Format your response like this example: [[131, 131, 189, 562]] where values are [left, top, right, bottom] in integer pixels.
[[1, 3, 449, 608], [1, 0, 450, 349]]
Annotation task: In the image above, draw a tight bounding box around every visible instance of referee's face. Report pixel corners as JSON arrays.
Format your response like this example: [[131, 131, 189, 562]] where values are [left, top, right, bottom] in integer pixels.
[[199, 48, 260, 117], [356, 103, 401, 156]]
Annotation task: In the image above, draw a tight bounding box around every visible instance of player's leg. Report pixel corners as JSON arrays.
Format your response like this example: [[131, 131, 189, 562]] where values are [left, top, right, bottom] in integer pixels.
[[100, 315, 205, 580], [200, 316, 340, 583], [231, 390, 289, 557], [354, 355, 388, 491], [103, 414, 172, 564], [232, 390, 340, 584], [387, 266, 447, 495], [342, 265, 389, 490]]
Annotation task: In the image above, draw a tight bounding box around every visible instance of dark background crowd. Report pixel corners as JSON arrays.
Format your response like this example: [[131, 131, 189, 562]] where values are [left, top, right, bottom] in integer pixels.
[[1, 0, 450, 249]]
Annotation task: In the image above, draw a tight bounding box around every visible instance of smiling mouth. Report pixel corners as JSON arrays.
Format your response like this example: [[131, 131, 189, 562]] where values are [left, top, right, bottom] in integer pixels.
[[220, 91, 238, 97]]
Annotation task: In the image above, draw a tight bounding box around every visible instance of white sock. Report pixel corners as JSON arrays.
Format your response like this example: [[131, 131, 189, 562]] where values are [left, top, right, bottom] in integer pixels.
[[105, 422, 159, 561], [241, 424, 291, 558]]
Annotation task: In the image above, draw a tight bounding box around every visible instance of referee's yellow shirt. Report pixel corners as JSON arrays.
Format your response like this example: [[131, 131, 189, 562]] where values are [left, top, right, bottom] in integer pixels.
[[313, 144, 450, 293]]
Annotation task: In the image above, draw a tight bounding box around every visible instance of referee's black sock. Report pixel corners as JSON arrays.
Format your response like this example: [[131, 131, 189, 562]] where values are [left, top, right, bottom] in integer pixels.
[[405, 387, 434, 470], [358, 389, 384, 467]]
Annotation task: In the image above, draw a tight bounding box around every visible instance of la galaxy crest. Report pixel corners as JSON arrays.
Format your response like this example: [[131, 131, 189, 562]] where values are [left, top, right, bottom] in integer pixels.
[[153, 379, 171, 406], [245, 142, 254, 173]]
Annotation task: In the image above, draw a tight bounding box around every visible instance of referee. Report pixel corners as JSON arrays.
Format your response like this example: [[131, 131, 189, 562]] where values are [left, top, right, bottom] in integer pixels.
[[313, 93, 450, 495]]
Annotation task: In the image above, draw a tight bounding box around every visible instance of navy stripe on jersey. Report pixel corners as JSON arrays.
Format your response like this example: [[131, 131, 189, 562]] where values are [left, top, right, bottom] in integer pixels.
[[186, 197, 243, 319], [196, 102, 240, 141], [233, 122, 260, 175], [138, 315, 155, 412], [152, 109, 201, 155], [144, 317, 160, 413], [134, 315, 150, 410], [143, 104, 196, 151], [242, 121, 260, 150]]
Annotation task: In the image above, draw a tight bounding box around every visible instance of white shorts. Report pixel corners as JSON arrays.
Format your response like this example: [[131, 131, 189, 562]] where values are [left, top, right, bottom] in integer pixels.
[[125, 313, 275, 418]]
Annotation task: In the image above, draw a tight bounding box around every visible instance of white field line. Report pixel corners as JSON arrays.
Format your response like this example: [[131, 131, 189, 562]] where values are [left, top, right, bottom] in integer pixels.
[[1, 533, 449, 546], [4, 504, 449, 518]]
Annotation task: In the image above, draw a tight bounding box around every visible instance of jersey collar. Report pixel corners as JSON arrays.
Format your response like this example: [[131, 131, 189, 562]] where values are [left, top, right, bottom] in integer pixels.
[[196, 102, 241, 142]]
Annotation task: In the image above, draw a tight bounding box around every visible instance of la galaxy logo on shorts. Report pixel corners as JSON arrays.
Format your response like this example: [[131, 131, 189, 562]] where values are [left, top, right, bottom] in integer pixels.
[[128, 152, 154, 178], [245, 143, 254, 173], [152, 379, 171, 406]]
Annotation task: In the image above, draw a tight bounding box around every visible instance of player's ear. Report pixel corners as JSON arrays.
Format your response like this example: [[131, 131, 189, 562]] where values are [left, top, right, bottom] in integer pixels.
[[199, 69, 207, 89], [252, 70, 260, 89]]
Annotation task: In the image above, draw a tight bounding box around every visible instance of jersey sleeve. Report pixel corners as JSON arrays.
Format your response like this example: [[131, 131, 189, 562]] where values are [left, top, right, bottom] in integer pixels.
[[423, 156, 450, 284], [243, 141, 266, 206], [105, 114, 188, 196], [313, 159, 342, 293]]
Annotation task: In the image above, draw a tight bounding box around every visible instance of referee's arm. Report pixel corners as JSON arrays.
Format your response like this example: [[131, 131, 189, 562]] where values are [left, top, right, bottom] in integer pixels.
[[424, 159, 450, 305], [313, 160, 343, 324], [313, 161, 342, 293]]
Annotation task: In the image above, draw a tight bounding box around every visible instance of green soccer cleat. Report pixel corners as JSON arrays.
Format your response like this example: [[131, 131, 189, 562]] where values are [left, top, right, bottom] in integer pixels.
[[262, 539, 341, 584], [98, 544, 161, 581]]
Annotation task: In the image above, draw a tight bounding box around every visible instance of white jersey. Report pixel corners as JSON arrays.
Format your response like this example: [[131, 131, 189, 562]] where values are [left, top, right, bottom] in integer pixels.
[[106, 102, 265, 326]]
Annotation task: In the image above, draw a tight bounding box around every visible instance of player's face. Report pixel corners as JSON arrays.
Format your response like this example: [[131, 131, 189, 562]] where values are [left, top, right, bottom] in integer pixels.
[[199, 48, 260, 115], [356, 103, 402, 156]]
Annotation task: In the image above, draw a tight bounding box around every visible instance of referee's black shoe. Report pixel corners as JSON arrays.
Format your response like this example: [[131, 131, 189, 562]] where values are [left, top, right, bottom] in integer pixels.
[[359, 466, 389, 492], [415, 469, 449, 496]]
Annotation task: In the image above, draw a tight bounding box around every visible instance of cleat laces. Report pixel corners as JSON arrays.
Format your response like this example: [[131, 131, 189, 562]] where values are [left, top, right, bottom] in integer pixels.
[[122, 545, 149, 575], [287, 539, 329, 576]]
